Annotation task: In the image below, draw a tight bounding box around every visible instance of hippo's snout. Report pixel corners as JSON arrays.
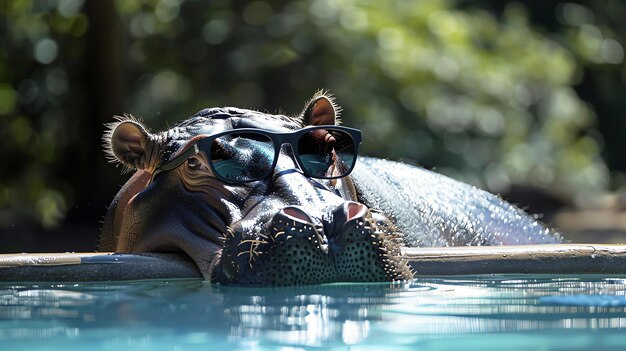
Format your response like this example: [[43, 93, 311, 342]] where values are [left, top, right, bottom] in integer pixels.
[[214, 202, 413, 286]]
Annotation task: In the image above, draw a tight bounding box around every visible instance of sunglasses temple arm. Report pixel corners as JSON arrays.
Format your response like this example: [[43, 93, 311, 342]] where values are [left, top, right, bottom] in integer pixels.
[[149, 144, 199, 184]]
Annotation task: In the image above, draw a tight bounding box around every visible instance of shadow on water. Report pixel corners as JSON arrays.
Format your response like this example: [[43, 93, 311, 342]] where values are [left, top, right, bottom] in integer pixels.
[[0, 276, 626, 350]]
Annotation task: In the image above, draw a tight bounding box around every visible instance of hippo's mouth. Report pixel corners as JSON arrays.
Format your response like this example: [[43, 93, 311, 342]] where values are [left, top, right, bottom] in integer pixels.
[[211, 202, 413, 286]]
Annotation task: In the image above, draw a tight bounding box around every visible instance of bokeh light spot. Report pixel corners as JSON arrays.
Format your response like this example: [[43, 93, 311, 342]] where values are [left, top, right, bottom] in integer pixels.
[[45, 69, 69, 97], [34, 39, 59, 64], [57, 0, 85, 18], [557, 3, 594, 26], [340, 8, 368, 32], [377, 28, 404, 50], [599, 38, 624, 64], [202, 18, 232, 44], [35, 189, 67, 229]]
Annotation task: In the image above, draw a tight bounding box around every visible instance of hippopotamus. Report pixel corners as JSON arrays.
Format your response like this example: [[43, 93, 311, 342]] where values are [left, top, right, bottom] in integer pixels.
[[101, 92, 561, 286]]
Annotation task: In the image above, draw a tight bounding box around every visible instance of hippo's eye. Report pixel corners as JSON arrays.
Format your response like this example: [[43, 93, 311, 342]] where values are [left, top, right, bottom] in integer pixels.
[[187, 157, 201, 170]]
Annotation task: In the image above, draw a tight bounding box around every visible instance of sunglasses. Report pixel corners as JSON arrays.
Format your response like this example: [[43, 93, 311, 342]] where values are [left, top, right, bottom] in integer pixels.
[[151, 126, 362, 184]]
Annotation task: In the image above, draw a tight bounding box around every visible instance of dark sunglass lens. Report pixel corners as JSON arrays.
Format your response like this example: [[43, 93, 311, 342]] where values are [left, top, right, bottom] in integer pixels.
[[297, 129, 356, 178], [209, 132, 274, 182]]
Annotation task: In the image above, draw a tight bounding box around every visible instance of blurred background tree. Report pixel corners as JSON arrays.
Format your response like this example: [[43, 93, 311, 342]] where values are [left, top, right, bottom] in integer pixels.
[[1, 0, 625, 251]]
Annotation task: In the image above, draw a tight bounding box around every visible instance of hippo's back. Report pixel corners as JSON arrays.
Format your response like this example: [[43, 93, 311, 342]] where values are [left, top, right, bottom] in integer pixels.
[[350, 157, 561, 247]]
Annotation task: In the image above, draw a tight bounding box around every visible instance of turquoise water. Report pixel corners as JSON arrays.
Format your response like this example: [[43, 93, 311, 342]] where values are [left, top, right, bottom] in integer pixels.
[[1, 275, 626, 350]]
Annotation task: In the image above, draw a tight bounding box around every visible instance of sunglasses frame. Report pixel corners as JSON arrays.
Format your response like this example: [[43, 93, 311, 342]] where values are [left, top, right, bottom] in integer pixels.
[[150, 125, 362, 184]]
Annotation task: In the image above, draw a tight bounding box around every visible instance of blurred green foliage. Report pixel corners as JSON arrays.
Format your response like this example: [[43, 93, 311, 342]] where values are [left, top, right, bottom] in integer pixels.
[[0, 0, 88, 229], [1, 0, 625, 232]]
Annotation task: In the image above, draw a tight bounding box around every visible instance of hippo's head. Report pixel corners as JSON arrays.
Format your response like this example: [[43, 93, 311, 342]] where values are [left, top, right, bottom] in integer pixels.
[[101, 92, 411, 285]]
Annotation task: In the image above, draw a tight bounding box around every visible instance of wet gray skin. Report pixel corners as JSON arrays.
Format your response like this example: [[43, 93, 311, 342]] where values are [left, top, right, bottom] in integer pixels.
[[101, 92, 560, 286]]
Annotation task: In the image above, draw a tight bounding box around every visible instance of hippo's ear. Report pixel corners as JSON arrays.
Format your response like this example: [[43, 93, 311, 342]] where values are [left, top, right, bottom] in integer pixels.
[[301, 92, 342, 126], [105, 117, 153, 171]]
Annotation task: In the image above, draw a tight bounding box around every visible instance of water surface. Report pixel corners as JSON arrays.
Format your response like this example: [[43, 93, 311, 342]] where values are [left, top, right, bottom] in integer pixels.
[[1, 275, 625, 350]]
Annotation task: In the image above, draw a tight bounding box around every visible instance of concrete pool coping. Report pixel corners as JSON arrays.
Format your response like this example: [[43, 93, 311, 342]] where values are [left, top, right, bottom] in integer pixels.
[[1, 244, 625, 282]]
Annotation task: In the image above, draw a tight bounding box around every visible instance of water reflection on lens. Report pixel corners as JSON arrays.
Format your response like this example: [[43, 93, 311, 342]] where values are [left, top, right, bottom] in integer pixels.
[[298, 129, 356, 178], [211, 132, 275, 182]]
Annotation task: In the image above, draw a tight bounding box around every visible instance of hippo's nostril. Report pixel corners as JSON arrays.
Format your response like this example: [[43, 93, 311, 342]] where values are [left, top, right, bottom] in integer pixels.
[[280, 206, 314, 224], [345, 202, 368, 222], [327, 201, 371, 239]]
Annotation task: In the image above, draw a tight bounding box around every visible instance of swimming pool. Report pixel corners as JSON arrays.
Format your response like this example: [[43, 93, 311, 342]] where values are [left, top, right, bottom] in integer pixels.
[[1, 275, 625, 350]]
